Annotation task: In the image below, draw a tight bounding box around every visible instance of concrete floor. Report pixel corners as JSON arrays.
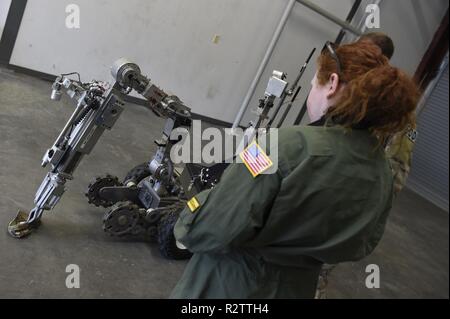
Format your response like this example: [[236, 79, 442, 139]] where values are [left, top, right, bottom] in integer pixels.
[[0, 66, 448, 299]]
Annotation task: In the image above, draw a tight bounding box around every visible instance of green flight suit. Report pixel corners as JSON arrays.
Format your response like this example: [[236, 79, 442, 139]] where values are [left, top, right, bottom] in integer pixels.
[[171, 124, 394, 299]]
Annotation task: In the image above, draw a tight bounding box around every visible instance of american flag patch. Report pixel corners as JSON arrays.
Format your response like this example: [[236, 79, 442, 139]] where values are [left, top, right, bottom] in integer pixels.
[[239, 141, 273, 178]]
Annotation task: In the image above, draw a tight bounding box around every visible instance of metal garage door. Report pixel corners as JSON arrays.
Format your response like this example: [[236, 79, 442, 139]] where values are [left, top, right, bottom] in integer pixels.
[[407, 55, 449, 212]]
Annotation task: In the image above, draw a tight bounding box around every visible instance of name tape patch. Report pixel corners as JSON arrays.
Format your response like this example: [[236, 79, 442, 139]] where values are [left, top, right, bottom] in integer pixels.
[[187, 197, 200, 213]]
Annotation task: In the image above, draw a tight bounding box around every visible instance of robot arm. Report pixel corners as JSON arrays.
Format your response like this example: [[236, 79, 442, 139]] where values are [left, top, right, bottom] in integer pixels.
[[9, 77, 126, 235], [111, 58, 191, 121], [110, 59, 192, 201]]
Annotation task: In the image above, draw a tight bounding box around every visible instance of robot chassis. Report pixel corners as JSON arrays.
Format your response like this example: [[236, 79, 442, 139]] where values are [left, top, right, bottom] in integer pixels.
[[8, 50, 314, 259]]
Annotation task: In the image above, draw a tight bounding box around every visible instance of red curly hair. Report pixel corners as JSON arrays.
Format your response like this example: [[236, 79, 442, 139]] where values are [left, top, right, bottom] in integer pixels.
[[317, 42, 419, 146]]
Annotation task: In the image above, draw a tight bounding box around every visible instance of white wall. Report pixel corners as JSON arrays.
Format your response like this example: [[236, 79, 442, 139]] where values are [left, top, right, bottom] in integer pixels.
[[10, 0, 352, 124], [380, 0, 448, 76], [8, 0, 449, 125], [344, 0, 448, 76], [0, 0, 12, 39], [10, 0, 287, 123], [241, 0, 353, 126], [246, 0, 449, 127]]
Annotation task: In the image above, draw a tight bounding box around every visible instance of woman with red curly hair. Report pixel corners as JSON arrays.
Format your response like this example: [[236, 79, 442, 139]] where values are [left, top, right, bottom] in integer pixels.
[[171, 41, 419, 299]]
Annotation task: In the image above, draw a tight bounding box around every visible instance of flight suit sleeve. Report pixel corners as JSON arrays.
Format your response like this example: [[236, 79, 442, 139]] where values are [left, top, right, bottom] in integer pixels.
[[174, 161, 282, 253]]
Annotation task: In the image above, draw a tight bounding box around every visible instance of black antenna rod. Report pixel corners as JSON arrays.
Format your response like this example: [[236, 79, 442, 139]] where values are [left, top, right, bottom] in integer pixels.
[[274, 47, 316, 128], [267, 47, 316, 128]]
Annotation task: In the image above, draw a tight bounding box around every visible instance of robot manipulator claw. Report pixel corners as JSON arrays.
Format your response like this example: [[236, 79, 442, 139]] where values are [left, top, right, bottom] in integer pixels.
[[8, 172, 67, 238]]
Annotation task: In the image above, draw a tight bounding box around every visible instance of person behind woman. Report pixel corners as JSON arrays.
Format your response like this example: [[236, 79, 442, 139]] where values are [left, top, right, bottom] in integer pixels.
[[170, 41, 419, 299], [358, 32, 395, 60], [357, 32, 416, 196]]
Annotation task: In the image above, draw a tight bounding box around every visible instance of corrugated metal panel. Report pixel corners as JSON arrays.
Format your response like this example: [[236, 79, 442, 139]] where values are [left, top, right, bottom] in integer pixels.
[[407, 61, 449, 212]]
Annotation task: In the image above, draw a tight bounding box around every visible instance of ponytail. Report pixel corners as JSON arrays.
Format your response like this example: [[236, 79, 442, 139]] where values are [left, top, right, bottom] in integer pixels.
[[318, 42, 419, 146]]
